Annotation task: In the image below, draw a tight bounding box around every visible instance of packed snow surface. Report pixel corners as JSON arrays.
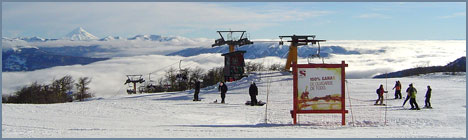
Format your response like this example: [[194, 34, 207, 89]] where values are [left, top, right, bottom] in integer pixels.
[[2, 72, 465, 138]]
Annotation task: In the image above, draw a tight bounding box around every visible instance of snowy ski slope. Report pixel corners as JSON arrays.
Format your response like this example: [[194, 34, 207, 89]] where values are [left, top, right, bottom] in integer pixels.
[[2, 72, 466, 138]]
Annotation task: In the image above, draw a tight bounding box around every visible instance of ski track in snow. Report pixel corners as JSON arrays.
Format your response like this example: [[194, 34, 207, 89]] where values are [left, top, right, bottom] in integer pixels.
[[2, 72, 466, 138]]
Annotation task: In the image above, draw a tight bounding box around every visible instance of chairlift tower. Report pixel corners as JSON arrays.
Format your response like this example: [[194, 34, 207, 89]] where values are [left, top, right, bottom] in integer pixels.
[[124, 75, 145, 94], [279, 35, 326, 71], [212, 31, 253, 53], [212, 30, 253, 82]]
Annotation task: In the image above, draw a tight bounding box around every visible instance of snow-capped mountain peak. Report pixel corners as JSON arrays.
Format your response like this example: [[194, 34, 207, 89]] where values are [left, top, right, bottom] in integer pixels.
[[65, 27, 99, 41], [21, 36, 45, 42], [99, 36, 124, 41], [128, 34, 162, 41]]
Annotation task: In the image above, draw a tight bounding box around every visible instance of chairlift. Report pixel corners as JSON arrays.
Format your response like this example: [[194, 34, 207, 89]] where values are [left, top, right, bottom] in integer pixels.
[[124, 75, 145, 94], [279, 35, 326, 70], [306, 39, 325, 64], [176, 60, 189, 82], [279, 37, 284, 45], [126, 84, 136, 94]]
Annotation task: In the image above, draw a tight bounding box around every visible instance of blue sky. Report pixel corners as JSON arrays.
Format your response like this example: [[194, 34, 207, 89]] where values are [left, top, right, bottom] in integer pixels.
[[2, 2, 466, 40]]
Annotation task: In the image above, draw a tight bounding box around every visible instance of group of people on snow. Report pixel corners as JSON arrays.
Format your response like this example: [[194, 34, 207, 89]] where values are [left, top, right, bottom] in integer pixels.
[[192, 80, 259, 106], [375, 81, 432, 110], [195, 78, 433, 110]]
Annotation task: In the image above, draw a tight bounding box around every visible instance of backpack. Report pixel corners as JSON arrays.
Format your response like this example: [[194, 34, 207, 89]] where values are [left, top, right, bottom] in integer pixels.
[[376, 88, 380, 94]]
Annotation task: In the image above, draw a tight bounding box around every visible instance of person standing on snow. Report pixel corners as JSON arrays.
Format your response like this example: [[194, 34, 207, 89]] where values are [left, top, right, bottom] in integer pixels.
[[392, 81, 402, 99], [407, 83, 420, 110], [402, 84, 412, 107], [249, 81, 258, 106], [218, 82, 228, 104], [374, 84, 386, 105], [193, 80, 201, 101], [424, 85, 432, 108]]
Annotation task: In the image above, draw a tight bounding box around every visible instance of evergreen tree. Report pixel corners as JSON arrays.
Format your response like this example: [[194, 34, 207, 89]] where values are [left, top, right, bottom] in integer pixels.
[[51, 75, 74, 103], [74, 77, 93, 101]]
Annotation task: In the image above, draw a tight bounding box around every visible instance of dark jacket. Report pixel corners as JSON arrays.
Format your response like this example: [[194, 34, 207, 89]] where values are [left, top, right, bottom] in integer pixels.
[[219, 83, 228, 94], [249, 83, 258, 96], [195, 81, 200, 92], [425, 88, 432, 98]]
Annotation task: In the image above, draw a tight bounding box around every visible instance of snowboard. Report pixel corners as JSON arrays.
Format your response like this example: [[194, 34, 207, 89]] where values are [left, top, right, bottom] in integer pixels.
[[245, 101, 266, 106], [193, 99, 202, 101], [373, 104, 386, 106]]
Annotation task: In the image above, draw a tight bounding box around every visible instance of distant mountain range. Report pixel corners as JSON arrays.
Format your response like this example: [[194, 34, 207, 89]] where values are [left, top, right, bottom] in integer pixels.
[[1, 27, 211, 71], [2, 27, 178, 42], [2, 48, 109, 72], [373, 56, 466, 78], [2, 36, 59, 42], [167, 43, 381, 59]]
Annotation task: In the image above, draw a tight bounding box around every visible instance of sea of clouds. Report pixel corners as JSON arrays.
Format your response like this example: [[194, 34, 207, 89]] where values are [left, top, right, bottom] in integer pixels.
[[2, 39, 465, 97]]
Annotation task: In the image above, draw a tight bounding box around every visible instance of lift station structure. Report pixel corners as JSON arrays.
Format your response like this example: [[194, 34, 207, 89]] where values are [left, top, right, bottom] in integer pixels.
[[124, 75, 145, 94], [279, 35, 326, 71], [212, 31, 253, 82]]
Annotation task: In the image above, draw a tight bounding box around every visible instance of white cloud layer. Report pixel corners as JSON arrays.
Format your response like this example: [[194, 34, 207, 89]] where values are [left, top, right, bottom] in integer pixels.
[[2, 40, 465, 98], [2, 37, 214, 57]]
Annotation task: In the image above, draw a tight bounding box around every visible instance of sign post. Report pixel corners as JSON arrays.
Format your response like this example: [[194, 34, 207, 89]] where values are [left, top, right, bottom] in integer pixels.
[[291, 61, 348, 125]]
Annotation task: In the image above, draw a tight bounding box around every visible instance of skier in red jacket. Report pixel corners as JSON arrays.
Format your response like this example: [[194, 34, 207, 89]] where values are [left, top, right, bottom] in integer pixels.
[[375, 84, 386, 105]]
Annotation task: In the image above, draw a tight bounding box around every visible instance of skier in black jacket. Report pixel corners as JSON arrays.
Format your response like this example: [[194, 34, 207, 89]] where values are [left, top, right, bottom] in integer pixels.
[[219, 82, 228, 103], [402, 83, 412, 107], [193, 80, 201, 101], [424, 85, 432, 108], [249, 81, 258, 106]]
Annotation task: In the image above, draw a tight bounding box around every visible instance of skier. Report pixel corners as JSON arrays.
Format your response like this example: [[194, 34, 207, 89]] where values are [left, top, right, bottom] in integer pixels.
[[374, 84, 386, 105], [392, 80, 402, 99], [407, 83, 420, 110], [218, 82, 228, 103], [193, 80, 201, 101], [249, 81, 258, 106], [424, 85, 432, 108], [402, 84, 412, 107]]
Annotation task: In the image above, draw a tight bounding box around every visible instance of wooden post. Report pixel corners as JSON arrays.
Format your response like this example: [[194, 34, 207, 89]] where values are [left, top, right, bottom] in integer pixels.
[[293, 112, 297, 124], [292, 46, 297, 66], [133, 82, 137, 94], [341, 61, 346, 125], [292, 63, 298, 124]]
